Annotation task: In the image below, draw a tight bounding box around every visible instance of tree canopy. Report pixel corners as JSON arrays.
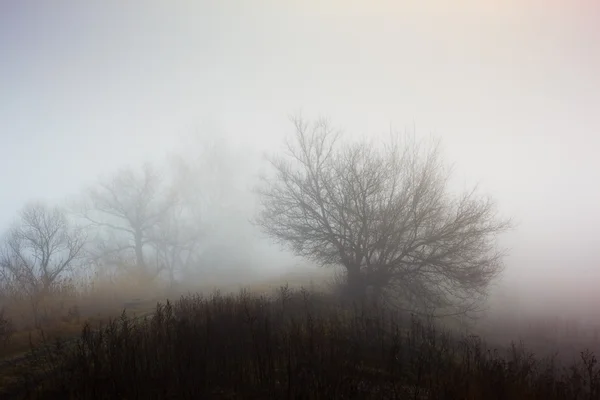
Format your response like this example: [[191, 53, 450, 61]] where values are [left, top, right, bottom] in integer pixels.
[[255, 116, 510, 315]]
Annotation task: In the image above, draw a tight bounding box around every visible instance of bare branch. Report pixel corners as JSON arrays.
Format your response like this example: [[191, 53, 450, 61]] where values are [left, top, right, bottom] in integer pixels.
[[75, 164, 178, 271], [255, 116, 511, 316], [0, 202, 86, 297]]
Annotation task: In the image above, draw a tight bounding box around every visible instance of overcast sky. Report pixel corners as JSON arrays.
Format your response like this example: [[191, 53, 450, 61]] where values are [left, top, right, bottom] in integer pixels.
[[1, 1, 599, 305]]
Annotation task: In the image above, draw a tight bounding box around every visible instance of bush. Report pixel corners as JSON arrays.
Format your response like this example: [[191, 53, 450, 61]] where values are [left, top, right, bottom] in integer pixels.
[[0, 308, 13, 347]]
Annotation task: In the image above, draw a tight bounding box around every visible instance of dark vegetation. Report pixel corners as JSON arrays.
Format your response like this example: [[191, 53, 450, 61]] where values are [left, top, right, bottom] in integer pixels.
[[1, 116, 598, 399], [3, 286, 600, 400]]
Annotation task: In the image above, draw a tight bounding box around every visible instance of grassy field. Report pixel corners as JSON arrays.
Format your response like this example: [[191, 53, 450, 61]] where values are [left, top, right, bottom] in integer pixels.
[[0, 284, 599, 399], [1, 268, 600, 399], [0, 269, 333, 396]]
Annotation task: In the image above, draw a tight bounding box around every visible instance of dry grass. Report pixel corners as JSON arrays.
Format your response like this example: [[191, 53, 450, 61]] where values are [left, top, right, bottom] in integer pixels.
[[2, 266, 600, 399], [3, 285, 600, 400], [0, 268, 329, 368]]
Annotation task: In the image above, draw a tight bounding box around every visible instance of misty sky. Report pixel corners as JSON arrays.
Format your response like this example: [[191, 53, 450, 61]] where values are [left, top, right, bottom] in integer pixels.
[[1, 1, 599, 303]]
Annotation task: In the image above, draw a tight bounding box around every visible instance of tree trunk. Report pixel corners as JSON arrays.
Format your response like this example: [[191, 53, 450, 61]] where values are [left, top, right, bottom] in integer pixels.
[[365, 269, 389, 305], [343, 265, 367, 303], [41, 275, 52, 295], [134, 231, 145, 268]]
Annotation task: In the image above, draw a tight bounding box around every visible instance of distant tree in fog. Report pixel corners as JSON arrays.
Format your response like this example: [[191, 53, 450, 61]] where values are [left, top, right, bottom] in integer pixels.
[[145, 194, 204, 287], [255, 116, 511, 316], [167, 132, 243, 225], [0, 202, 86, 319], [77, 163, 178, 279], [165, 132, 259, 282]]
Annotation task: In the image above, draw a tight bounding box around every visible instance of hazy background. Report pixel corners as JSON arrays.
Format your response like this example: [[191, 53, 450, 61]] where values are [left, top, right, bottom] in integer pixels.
[[1, 1, 599, 320]]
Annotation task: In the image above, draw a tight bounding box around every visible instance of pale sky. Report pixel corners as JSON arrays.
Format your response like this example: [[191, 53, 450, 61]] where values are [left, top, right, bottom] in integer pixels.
[[1, 1, 599, 308]]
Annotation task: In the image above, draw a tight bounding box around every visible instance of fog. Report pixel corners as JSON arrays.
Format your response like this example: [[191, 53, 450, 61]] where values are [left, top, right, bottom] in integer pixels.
[[1, 1, 599, 330]]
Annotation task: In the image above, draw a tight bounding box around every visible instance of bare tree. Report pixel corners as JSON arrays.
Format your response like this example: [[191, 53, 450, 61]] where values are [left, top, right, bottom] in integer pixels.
[[0, 202, 86, 319], [77, 163, 178, 278], [167, 133, 240, 227], [146, 198, 204, 287], [162, 133, 252, 283], [255, 116, 511, 316]]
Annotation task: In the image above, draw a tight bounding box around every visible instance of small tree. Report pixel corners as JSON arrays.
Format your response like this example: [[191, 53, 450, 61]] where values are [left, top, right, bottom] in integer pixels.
[[255, 116, 510, 316], [0, 202, 86, 323]]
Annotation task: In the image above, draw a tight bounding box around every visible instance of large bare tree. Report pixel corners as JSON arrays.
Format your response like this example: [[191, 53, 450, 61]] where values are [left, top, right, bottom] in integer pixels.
[[0, 202, 86, 300], [255, 117, 511, 315]]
